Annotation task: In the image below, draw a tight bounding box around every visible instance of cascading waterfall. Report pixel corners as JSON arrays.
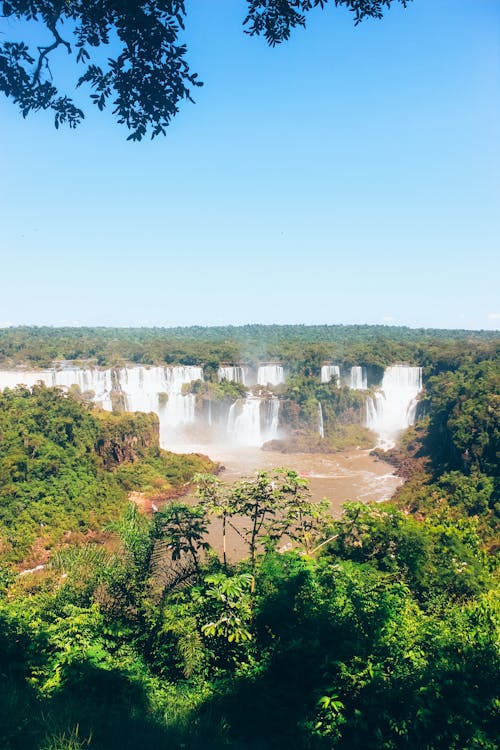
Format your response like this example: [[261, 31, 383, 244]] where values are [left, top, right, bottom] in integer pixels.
[[0, 366, 203, 448], [263, 398, 280, 441], [0, 369, 53, 390], [257, 364, 285, 386], [0, 368, 116, 409], [349, 366, 367, 390], [365, 365, 422, 449], [227, 396, 280, 446], [218, 366, 248, 385], [108, 366, 202, 441], [321, 365, 340, 385], [0, 361, 423, 452], [227, 398, 263, 446], [317, 402, 325, 438]]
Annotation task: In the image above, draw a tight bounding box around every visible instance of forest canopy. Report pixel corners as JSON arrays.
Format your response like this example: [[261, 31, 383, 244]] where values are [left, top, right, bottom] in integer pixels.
[[0, 323, 498, 372]]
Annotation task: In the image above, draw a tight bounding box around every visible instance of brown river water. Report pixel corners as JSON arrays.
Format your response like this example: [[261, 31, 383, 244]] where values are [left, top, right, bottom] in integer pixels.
[[167, 442, 402, 560]]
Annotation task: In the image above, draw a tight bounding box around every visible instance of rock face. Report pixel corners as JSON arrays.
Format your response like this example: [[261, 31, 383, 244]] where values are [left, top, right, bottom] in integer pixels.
[[95, 411, 159, 468]]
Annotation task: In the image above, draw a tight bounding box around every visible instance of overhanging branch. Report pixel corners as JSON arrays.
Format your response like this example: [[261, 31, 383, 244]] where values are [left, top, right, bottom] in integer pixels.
[[33, 22, 72, 84]]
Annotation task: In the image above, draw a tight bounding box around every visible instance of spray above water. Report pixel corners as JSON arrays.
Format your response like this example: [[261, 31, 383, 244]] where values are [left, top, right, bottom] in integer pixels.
[[321, 365, 340, 385], [365, 365, 422, 449], [0, 363, 422, 452], [218, 366, 248, 385], [257, 364, 285, 386], [349, 366, 367, 390]]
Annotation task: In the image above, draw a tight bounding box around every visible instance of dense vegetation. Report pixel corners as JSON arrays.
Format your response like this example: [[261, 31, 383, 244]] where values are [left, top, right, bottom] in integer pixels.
[[249, 374, 374, 451], [0, 333, 498, 749], [0, 324, 498, 373], [0, 385, 216, 564]]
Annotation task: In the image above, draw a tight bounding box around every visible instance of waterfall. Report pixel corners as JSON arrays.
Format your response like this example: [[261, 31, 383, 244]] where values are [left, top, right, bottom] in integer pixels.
[[218, 366, 247, 385], [227, 397, 263, 446], [257, 364, 285, 386], [226, 396, 279, 446], [0, 368, 115, 410], [0, 369, 54, 390], [365, 365, 422, 449], [262, 398, 280, 442], [321, 365, 340, 385], [317, 402, 325, 439], [349, 366, 367, 390], [0, 362, 422, 452], [113, 366, 201, 446], [0, 365, 203, 448]]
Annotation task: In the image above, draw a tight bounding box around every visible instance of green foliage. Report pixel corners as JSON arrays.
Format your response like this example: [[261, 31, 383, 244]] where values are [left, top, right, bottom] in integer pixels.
[[153, 503, 210, 574], [115, 448, 215, 494], [0, 384, 124, 561], [229, 468, 330, 564], [424, 359, 499, 475], [0, 2, 411, 138], [41, 726, 92, 750], [0, 339, 498, 749], [0, 324, 497, 370], [0, 386, 217, 565], [188, 378, 247, 402], [201, 572, 254, 643], [329, 501, 492, 603], [94, 411, 159, 467]]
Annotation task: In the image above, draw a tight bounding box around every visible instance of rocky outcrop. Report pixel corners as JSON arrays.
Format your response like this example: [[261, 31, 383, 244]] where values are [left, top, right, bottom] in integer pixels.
[[95, 411, 159, 468]]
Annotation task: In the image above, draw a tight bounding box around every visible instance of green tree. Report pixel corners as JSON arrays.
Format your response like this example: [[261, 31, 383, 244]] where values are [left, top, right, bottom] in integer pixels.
[[153, 503, 209, 575], [195, 473, 236, 570], [230, 469, 328, 565], [200, 571, 254, 644], [1, 0, 411, 139]]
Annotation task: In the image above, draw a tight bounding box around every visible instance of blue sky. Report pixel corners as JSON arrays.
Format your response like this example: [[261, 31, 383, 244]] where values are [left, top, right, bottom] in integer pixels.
[[1, 0, 499, 329]]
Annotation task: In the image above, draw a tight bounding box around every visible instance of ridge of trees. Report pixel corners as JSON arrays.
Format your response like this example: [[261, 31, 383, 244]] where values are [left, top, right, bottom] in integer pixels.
[[0, 324, 498, 372]]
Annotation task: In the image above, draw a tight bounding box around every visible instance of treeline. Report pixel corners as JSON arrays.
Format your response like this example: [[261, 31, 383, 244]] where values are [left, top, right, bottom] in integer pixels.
[[0, 351, 498, 748], [0, 325, 498, 374]]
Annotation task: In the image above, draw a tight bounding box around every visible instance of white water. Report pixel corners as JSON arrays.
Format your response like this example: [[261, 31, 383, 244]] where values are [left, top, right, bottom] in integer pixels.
[[0, 369, 53, 389], [0, 368, 115, 409], [227, 398, 263, 446], [318, 402, 325, 438], [226, 396, 280, 446], [365, 365, 422, 449], [218, 366, 248, 385], [0, 366, 203, 448], [257, 365, 285, 386], [264, 398, 280, 441], [53, 368, 115, 409], [350, 366, 367, 390], [0, 362, 423, 453], [321, 365, 340, 385]]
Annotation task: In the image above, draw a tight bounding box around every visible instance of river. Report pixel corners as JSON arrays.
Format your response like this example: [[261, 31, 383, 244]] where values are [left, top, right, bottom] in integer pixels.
[[167, 442, 402, 560]]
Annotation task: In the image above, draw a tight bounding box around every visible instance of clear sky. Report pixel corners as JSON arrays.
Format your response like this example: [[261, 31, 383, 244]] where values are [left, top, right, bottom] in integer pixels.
[[1, 0, 499, 330]]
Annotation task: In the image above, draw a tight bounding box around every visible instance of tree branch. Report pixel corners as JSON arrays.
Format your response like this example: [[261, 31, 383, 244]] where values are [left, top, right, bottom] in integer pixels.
[[33, 23, 72, 84]]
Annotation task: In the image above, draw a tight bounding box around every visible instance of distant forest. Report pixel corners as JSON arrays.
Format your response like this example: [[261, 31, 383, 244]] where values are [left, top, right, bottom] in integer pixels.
[[1, 325, 498, 375]]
